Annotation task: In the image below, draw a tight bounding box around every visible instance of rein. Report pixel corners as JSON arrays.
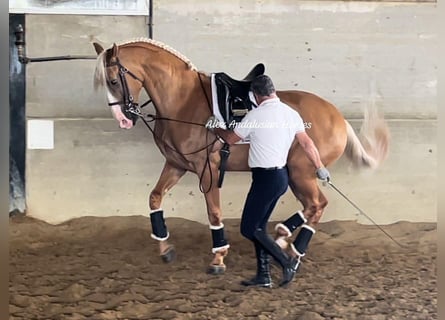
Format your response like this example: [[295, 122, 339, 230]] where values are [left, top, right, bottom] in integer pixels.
[[136, 113, 219, 156], [136, 113, 218, 194], [106, 59, 219, 193], [133, 72, 212, 128]]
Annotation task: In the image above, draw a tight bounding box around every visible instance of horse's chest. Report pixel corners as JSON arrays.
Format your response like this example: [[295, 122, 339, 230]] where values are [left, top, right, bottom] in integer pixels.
[[156, 143, 195, 171]]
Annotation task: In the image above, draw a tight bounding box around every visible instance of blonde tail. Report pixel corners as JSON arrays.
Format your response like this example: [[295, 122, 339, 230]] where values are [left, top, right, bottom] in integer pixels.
[[344, 105, 390, 170]]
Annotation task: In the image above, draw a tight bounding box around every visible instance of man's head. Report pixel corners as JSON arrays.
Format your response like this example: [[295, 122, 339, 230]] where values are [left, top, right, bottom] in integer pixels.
[[250, 74, 276, 97]]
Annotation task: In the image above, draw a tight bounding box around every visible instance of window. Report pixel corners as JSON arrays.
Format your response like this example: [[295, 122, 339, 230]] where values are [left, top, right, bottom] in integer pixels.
[[9, 0, 149, 15]]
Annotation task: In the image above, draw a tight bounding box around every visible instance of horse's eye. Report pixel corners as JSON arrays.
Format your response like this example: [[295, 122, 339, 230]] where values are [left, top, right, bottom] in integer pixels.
[[110, 79, 118, 85]]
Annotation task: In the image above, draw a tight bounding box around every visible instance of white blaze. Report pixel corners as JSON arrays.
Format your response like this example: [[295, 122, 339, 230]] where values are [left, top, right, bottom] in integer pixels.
[[106, 87, 133, 129]]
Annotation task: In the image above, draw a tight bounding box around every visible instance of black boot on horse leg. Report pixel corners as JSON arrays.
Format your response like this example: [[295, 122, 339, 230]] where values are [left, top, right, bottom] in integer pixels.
[[288, 224, 316, 261], [202, 169, 231, 275], [253, 228, 298, 287], [274, 210, 307, 250], [207, 223, 230, 275], [150, 208, 176, 263], [241, 241, 272, 288], [147, 163, 186, 263]]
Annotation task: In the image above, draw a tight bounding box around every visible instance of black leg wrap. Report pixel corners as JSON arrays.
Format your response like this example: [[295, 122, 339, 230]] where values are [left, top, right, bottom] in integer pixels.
[[211, 225, 229, 253], [150, 209, 169, 241], [253, 228, 298, 287], [292, 224, 315, 256], [283, 210, 307, 234]]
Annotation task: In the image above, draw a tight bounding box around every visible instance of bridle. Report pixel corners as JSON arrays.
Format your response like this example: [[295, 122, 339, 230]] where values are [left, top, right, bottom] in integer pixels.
[[104, 55, 220, 193], [105, 57, 212, 127], [106, 57, 147, 121]]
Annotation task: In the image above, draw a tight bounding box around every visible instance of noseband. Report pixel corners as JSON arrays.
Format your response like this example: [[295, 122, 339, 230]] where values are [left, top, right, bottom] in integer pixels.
[[106, 58, 146, 119]]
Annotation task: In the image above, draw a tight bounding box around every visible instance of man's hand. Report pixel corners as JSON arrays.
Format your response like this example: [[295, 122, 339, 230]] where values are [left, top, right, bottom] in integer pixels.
[[205, 115, 217, 131], [316, 167, 330, 181]]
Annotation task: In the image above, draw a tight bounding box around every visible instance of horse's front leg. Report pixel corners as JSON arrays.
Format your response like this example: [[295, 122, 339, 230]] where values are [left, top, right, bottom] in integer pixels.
[[202, 171, 230, 275], [149, 162, 186, 263]]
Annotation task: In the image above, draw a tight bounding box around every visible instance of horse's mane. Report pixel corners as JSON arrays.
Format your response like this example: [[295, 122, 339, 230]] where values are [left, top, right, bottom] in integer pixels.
[[117, 38, 198, 71], [94, 52, 107, 91], [93, 38, 199, 91]]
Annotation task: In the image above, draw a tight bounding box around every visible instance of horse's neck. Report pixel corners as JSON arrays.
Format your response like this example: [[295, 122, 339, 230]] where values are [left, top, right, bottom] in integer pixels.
[[143, 67, 211, 120], [145, 70, 213, 160]]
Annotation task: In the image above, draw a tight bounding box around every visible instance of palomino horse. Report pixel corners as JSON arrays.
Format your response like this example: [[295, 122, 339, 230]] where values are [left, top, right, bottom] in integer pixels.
[[93, 38, 389, 274]]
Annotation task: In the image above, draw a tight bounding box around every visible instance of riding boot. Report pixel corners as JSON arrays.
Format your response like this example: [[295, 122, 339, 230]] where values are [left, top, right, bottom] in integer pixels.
[[241, 241, 272, 288], [253, 228, 299, 287]]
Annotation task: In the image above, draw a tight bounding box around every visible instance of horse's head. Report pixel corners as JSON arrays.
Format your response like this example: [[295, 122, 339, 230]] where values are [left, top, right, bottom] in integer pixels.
[[93, 42, 144, 129]]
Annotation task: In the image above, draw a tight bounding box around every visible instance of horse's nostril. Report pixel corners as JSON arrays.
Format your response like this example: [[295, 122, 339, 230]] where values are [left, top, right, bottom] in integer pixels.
[[111, 79, 118, 85]]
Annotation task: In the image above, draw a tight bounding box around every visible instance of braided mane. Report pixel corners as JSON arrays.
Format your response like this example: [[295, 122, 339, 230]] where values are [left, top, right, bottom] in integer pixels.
[[118, 37, 197, 71]]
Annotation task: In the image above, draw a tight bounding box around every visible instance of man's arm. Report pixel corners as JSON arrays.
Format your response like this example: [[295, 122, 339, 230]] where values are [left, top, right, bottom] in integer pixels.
[[214, 127, 243, 145], [295, 131, 323, 169], [296, 131, 330, 180], [206, 114, 248, 145], [295, 131, 331, 180]]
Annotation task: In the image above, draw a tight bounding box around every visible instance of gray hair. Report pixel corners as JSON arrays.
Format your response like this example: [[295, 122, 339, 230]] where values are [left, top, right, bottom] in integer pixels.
[[250, 75, 276, 96]]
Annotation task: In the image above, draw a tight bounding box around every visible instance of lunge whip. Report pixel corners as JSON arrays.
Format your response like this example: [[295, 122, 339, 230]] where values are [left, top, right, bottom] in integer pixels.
[[325, 178, 406, 249]]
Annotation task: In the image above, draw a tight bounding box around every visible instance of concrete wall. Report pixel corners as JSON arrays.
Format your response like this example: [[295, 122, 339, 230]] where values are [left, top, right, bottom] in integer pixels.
[[24, 1, 438, 225]]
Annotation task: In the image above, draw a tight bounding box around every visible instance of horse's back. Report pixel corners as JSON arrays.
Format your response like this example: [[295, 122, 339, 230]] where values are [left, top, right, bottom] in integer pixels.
[[277, 90, 342, 121], [277, 90, 347, 167]]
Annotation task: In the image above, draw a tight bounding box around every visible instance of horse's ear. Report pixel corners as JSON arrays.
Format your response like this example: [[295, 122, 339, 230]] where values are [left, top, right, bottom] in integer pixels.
[[93, 42, 104, 55], [111, 43, 119, 58]]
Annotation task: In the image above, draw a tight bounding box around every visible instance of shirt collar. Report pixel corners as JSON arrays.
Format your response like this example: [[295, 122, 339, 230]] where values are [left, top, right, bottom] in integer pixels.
[[258, 97, 280, 107]]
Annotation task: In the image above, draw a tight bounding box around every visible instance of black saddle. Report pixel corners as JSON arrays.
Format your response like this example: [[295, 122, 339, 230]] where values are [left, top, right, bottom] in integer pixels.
[[217, 63, 265, 86], [214, 63, 265, 126]]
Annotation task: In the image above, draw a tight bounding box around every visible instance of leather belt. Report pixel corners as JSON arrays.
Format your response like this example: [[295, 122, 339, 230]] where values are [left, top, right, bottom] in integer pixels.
[[251, 166, 285, 171]]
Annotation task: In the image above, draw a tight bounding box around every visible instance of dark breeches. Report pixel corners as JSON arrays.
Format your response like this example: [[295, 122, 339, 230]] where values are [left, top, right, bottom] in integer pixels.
[[240, 167, 288, 240]]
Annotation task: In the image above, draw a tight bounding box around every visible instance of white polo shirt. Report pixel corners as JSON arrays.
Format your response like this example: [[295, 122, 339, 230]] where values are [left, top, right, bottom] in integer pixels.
[[234, 97, 306, 168]]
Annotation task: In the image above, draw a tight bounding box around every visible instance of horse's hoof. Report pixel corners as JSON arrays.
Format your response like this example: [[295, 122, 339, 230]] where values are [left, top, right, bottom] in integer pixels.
[[207, 264, 226, 275], [161, 246, 176, 263]]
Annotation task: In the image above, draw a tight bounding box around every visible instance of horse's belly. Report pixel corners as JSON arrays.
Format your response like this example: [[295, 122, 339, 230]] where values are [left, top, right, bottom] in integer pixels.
[[226, 144, 250, 171]]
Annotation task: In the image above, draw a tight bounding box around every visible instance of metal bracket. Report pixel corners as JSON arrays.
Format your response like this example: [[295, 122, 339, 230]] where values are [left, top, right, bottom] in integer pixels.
[[14, 24, 97, 64]]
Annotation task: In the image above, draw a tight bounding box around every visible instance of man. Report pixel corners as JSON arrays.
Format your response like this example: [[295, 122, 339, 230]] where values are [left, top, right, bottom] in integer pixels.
[[210, 75, 330, 288]]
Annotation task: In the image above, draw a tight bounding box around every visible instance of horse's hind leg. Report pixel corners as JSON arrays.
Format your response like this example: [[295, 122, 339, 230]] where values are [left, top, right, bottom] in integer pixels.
[[149, 162, 186, 263], [275, 171, 328, 261]]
